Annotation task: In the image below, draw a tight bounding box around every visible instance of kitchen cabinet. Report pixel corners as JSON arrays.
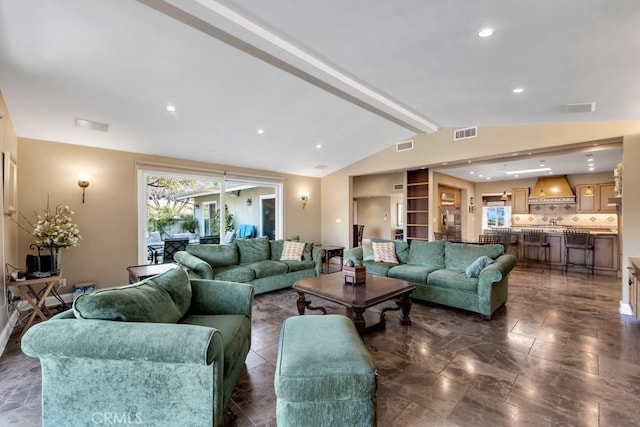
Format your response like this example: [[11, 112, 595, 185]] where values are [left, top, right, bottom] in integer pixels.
[[576, 182, 616, 213], [512, 188, 529, 214], [512, 230, 619, 276], [406, 169, 429, 242], [598, 183, 616, 213]]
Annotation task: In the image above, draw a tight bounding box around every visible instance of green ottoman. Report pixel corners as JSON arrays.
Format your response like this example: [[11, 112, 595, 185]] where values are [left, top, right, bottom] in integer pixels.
[[274, 315, 377, 427]]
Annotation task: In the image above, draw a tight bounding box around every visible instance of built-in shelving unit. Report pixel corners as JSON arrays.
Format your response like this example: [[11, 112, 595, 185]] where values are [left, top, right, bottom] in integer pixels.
[[406, 168, 429, 241]]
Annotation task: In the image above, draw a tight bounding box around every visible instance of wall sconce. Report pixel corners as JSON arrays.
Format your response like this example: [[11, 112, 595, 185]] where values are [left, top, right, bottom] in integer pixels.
[[77, 173, 90, 203], [301, 192, 309, 209], [246, 197, 252, 206]]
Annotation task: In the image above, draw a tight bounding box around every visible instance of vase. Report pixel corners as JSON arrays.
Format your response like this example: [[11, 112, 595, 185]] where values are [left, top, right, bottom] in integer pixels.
[[49, 245, 61, 273]]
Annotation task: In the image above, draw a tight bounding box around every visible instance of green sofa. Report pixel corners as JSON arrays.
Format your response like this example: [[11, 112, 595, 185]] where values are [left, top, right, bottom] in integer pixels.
[[345, 239, 517, 319], [21, 267, 253, 427], [174, 236, 323, 295]]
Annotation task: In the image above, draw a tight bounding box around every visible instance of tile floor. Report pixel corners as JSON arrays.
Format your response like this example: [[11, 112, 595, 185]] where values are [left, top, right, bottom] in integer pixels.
[[2, 266, 640, 426]]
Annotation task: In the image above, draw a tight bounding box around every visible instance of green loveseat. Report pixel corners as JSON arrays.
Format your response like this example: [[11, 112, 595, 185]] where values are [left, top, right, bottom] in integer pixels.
[[21, 267, 253, 427], [345, 239, 517, 319], [174, 236, 323, 295]]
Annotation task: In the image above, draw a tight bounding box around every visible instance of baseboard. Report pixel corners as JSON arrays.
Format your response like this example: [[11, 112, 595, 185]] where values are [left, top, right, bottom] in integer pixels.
[[619, 301, 633, 316], [16, 292, 73, 312], [0, 309, 19, 357]]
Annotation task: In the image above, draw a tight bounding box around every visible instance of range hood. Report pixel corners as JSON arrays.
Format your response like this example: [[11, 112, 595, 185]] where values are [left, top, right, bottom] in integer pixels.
[[527, 175, 576, 204]]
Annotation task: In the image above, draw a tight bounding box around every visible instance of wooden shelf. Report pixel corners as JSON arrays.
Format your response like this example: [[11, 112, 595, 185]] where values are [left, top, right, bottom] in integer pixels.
[[406, 168, 430, 241]]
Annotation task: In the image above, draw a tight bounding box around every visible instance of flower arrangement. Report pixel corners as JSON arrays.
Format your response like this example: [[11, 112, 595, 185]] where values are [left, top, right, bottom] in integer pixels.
[[16, 197, 82, 248], [32, 203, 81, 248]]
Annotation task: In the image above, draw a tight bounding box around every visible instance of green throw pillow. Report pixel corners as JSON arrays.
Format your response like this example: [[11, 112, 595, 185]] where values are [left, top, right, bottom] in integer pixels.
[[72, 266, 191, 323]]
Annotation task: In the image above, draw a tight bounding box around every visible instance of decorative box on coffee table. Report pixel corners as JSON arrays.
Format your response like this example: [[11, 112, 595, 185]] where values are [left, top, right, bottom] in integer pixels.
[[343, 266, 366, 285]]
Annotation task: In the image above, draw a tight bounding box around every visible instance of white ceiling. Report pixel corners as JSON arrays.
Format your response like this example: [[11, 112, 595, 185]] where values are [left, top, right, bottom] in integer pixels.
[[0, 1, 638, 177]]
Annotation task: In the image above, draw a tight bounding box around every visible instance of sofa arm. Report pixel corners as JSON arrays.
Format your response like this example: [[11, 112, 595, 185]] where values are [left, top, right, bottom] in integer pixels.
[[22, 318, 223, 365], [345, 246, 363, 262], [188, 279, 254, 318], [175, 251, 215, 279], [312, 246, 325, 276], [479, 254, 517, 283]]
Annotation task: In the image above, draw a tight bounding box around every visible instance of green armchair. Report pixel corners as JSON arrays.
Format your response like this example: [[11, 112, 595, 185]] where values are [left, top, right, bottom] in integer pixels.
[[21, 267, 253, 427]]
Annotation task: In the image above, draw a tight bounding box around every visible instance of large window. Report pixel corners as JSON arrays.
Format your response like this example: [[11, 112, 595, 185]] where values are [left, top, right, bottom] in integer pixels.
[[136, 164, 283, 264], [482, 204, 511, 229]]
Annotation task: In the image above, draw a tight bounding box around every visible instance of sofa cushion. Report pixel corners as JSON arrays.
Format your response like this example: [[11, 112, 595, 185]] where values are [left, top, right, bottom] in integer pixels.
[[236, 236, 270, 264], [362, 241, 375, 261], [445, 242, 504, 271], [372, 241, 399, 264], [370, 238, 409, 264], [73, 266, 191, 323], [180, 314, 251, 379], [408, 240, 446, 268], [246, 260, 289, 278], [427, 269, 478, 293], [186, 242, 238, 267], [465, 256, 494, 278], [270, 240, 284, 260], [213, 265, 255, 283], [362, 260, 395, 276], [387, 264, 439, 284], [280, 241, 306, 261], [281, 259, 315, 272], [303, 242, 314, 261]]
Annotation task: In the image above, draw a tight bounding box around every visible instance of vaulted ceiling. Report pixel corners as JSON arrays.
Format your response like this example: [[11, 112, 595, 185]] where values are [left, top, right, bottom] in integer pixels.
[[1, 1, 638, 177]]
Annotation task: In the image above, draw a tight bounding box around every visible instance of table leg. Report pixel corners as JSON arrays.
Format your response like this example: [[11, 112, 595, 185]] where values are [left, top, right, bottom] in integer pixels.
[[379, 293, 413, 326], [400, 293, 412, 326], [352, 308, 366, 336], [295, 291, 327, 315], [18, 281, 57, 338]]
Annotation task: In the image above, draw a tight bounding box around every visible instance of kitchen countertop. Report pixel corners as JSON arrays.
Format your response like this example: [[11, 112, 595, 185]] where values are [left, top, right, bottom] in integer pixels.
[[511, 227, 618, 235]]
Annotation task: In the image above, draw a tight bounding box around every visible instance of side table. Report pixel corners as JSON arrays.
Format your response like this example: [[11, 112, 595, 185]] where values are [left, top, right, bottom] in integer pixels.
[[127, 263, 180, 284], [9, 273, 64, 338], [318, 245, 344, 274]]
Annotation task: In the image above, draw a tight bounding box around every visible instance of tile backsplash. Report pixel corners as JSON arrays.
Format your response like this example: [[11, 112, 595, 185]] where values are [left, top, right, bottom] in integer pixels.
[[512, 213, 618, 229]]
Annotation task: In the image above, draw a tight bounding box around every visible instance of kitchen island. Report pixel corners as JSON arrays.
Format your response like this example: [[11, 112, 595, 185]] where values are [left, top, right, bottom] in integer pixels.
[[508, 227, 620, 276]]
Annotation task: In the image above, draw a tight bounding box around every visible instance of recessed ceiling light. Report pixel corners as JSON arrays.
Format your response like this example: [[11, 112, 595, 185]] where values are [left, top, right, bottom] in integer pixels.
[[548, 171, 554, 175], [588, 167, 595, 171], [315, 144, 322, 149], [469, 171, 475, 175], [166, 105, 176, 112], [587, 158, 594, 162], [486, 177, 491, 180], [257, 128, 265, 134], [478, 28, 494, 38], [511, 153, 519, 156], [513, 88, 525, 94], [479, 174, 483, 178], [515, 174, 520, 178]]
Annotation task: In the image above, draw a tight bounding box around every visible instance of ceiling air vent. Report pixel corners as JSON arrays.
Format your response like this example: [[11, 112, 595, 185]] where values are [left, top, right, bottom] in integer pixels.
[[393, 183, 403, 191], [454, 126, 477, 141], [75, 118, 109, 132], [566, 102, 595, 113], [396, 140, 414, 152], [315, 164, 328, 170]]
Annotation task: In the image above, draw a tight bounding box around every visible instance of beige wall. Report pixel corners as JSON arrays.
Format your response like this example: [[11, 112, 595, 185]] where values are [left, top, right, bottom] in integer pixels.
[[17, 138, 321, 290], [1, 91, 19, 345], [621, 135, 640, 307], [355, 197, 391, 241], [322, 122, 640, 248]]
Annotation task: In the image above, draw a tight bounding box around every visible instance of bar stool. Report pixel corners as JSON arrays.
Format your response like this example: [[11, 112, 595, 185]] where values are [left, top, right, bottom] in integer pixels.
[[522, 229, 550, 269], [478, 234, 500, 245], [563, 230, 594, 275], [493, 227, 518, 255]]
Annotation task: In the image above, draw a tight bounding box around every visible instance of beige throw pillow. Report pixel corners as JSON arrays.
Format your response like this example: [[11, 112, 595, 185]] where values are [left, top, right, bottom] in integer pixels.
[[280, 240, 306, 261], [372, 241, 399, 264]]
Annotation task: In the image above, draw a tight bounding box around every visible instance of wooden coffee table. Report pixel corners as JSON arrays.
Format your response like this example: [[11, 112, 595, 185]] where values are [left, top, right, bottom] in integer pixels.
[[293, 273, 416, 335]]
